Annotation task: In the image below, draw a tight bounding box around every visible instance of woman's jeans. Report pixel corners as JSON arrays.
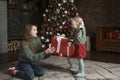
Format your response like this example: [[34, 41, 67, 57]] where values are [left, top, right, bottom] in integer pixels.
[[16, 61, 45, 80]]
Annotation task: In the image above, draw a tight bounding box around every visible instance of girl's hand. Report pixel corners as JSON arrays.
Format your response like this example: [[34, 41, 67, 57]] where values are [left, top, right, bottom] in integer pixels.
[[77, 35, 81, 40]]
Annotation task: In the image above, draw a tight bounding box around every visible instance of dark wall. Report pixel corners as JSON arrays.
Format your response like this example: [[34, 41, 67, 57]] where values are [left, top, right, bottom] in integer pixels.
[[8, 0, 44, 37], [8, 9, 42, 37], [75, 0, 120, 50]]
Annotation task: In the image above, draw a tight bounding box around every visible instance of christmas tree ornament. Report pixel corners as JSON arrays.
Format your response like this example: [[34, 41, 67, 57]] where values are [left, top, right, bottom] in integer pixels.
[[70, 0, 74, 3], [71, 7, 74, 10], [63, 25, 66, 28], [60, 26, 63, 29], [41, 36, 45, 40], [46, 32, 49, 34], [57, 9, 60, 13], [62, 15, 65, 17], [62, 21, 66, 25], [64, 11, 68, 13], [41, 36, 45, 42], [46, 39, 50, 42], [60, 7, 62, 9], [42, 45, 45, 48], [76, 13, 79, 16], [57, 23, 60, 26], [58, 3, 61, 6], [43, 14, 46, 17], [64, 13, 68, 16], [50, 32, 52, 35], [62, 7, 65, 10], [45, 9, 48, 12], [48, 19, 51, 21], [62, 0, 67, 3]]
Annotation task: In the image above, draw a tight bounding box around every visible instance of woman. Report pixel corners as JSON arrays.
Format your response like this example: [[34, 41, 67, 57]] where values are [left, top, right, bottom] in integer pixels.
[[8, 24, 55, 80]]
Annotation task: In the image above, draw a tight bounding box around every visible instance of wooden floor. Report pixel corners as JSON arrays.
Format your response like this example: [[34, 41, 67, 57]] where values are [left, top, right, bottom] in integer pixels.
[[0, 56, 120, 80]]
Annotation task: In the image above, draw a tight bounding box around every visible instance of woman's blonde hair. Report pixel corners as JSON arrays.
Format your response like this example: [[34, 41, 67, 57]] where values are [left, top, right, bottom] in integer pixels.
[[71, 16, 84, 28]]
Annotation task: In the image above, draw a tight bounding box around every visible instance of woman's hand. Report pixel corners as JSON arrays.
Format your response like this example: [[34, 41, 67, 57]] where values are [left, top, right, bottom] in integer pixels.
[[50, 47, 56, 52], [45, 47, 55, 53]]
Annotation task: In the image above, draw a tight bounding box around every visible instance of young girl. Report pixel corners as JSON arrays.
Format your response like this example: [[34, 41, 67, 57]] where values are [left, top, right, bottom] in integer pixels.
[[71, 17, 86, 77], [8, 24, 55, 80]]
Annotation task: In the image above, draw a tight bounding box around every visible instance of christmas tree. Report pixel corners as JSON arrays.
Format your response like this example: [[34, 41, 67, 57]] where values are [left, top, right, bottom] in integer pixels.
[[40, 0, 79, 48]]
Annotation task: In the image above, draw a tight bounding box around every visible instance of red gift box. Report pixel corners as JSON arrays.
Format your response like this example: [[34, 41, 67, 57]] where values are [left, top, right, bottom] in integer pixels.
[[51, 36, 75, 57]]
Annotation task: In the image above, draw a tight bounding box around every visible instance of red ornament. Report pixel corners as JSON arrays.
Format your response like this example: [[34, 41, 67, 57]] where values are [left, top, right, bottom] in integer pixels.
[[41, 39, 45, 43], [44, 23, 48, 27], [64, 13, 68, 16], [63, 25, 68, 28]]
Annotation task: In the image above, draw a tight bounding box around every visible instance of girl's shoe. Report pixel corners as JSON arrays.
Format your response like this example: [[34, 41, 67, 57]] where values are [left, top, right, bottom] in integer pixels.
[[73, 72, 85, 78], [8, 67, 16, 75]]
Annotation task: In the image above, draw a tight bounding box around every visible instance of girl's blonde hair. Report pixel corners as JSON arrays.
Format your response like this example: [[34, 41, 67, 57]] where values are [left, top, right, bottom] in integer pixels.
[[71, 16, 84, 28]]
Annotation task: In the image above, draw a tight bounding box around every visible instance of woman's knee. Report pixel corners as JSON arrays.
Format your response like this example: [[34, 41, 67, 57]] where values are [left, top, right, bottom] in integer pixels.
[[35, 68, 45, 76], [25, 72, 35, 80], [18, 62, 35, 80], [40, 68, 45, 76]]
